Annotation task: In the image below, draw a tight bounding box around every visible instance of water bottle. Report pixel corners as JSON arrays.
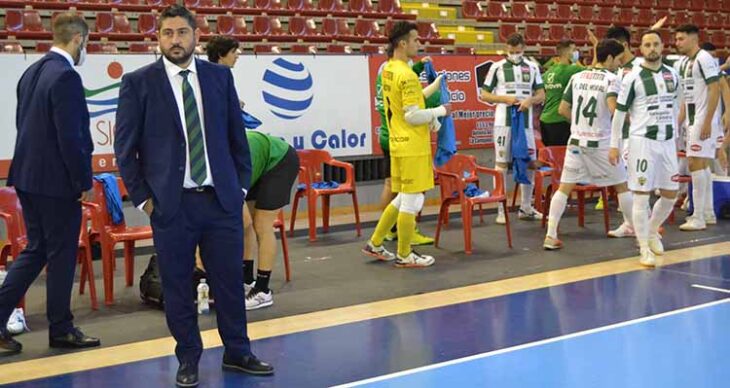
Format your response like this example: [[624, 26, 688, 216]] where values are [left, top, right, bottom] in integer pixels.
[[197, 278, 210, 315], [0, 265, 7, 287]]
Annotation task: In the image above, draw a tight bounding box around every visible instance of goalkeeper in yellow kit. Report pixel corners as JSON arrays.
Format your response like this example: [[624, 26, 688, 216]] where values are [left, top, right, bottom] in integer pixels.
[[361, 21, 451, 268]]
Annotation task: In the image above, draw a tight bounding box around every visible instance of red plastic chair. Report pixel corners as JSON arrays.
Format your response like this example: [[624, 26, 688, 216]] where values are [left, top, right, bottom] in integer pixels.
[[0, 188, 98, 310], [348, 0, 374, 13], [5, 10, 50, 39], [273, 210, 291, 281], [508, 2, 530, 22], [254, 0, 283, 11], [553, 4, 576, 23], [377, 0, 403, 15], [461, 1, 484, 19], [539, 146, 610, 233], [0, 41, 23, 53], [138, 13, 157, 36], [287, 0, 315, 12], [88, 178, 153, 306], [195, 14, 212, 35], [434, 154, 512, 254], [289, 150, 361, 242], [483, 2, 507, 22], [128, 42, 158, 53], [596, 6, 615, 24]]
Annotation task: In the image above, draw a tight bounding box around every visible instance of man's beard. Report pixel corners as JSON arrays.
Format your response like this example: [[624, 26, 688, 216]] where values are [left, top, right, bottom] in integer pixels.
[[163, 44, 194, 66]]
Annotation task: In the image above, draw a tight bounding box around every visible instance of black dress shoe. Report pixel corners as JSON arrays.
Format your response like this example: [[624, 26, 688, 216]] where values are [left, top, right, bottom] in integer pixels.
[[176, 362, 199, 387], [0, 330, 21, 356], [49, 327, 101, 349], [222, 352, 274, 376]]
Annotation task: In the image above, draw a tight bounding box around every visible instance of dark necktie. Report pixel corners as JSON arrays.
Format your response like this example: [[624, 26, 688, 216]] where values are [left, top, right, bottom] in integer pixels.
[[179, 70, 207, 186]]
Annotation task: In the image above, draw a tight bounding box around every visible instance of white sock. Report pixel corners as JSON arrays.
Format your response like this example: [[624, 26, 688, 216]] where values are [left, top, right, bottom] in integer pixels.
[[705, 167, 714, 216], [497, 167, 508, 216], [633, 194, 650, 251], [691, 169, 707, 221], [650, 196, 675, 235], [520, 170, 535, 211], [547, 191, 568, 239], [617, 191, 633, 226]]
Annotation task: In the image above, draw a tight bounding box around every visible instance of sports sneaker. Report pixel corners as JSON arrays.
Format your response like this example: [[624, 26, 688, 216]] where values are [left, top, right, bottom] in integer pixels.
[[639, 248, 658, 268], [680, 217, 706, 231], [411, 230, 435, 246], [6, 308, 28, 335], [607, 223, 635, 238], [595, 197, 604, 210], [244, 281, 256, 295], [395, 251, 435, 268], [543, 236, 563, 250], [383, 231, 398, 241], [705, 212, 717, 225], [245, 290, 273, 310], [648, 234, 664, 255], [495, 212, 506, 225], [362, 242, 396, 261], [518, 208, 543, 221]]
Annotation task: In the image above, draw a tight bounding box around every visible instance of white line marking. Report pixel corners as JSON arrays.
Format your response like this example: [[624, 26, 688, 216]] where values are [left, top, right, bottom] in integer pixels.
[[331, 298, 730, 388], [691, 284, 730, 294]]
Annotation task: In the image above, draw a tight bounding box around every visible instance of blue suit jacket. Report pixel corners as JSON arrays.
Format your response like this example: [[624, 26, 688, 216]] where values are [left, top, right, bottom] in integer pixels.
[[114, 58, 251, 222], [8, 52, 93, 198]]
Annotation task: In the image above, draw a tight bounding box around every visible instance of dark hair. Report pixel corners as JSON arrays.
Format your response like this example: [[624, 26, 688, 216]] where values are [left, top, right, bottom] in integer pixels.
[[506, 33, 525, 47], [386, 21, 418, 58], [641, 29, 662, 41], [556, 39, 575, 54], [52, 13, 89, 44], [158, 5, 197, 31], [605, 26, 631, 44], [206, 36, 239, 63], [701, 42, 717, 51], [676, 24, 700, 35], [596, 39, 625, 62]]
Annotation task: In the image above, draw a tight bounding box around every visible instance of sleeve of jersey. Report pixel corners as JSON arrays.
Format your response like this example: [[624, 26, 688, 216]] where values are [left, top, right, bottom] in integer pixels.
[[699, 53, 720, 84], [615, 77, 635, 113], [532, 66, 544, 90], [607, 74, 620, 99], [561, 78, 574, 104], [482, 64, 498, 92]]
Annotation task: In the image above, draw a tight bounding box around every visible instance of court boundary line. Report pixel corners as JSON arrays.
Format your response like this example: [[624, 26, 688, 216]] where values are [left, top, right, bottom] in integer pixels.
[[1, 241, 728, 384], [692, 284, 730, 294], [332, 298, 730, 387]]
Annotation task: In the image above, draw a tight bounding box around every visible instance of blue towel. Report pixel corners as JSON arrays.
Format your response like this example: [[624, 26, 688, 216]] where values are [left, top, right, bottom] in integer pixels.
[[451, 183, 488, 198], [93, 174, 124, 225], [297, 181, 340, 191], [510, 106, 531, 185], [424, 62, 456, 166], [241, 110, 262, 129]]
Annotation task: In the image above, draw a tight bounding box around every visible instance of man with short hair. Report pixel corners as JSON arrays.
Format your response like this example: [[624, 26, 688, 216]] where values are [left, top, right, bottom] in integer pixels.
[[540, 39, 583, 146], [480, 33, 546, 224], [544, 39, 635, 250], [674, 24, 721, 230], [0, 12, 99, 355], [610, 30, 682, 267]]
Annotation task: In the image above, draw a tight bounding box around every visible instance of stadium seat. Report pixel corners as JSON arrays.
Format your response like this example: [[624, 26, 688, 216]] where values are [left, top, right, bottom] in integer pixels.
[[289, 150, 361, 242], [326, 44, 352, 53], [708, 13, 725, 29], [128, 42, 159, 52], [711, 30, 726, 47], [656, 0, 673, 9], [95, 12, 141, 41], [35, 41, 53, 52], [377, 0, 405, 17], [253, 15, 296, 42], [322, 17, 356, 41], [185, 0, 223, 13], [352, 19, 387, 43], [5, 10, 50, 40], [691, 12, 706, 28], [571, 25, 589, 45], [288, 16, 329, 42], [348, 0, 374, 14], [635, 8, 653, 27], [708, 0, 723, 12], [87, 42, 119, 53], [360, 44, 383, 54], [527, 3, 550, 22], [618, 8, 635, 25], [290, 43, 317, 53], [547, 25, 566, 45], [482, 2, 507, 22], [195, 14, 212, 35], [577, 5, 595, 23], [454, 46, 475, 55], [417, 22, 452, 45], [525, 24, 543, 45], [255, 0, 294, 14], [498, 24, 518, 42], [461, 1, 485, 19], [673, 0, 690, 10], [107, 0, 149, 12], [287, 0, 317, 13], [673, 12, 689, 27], [553, 4, 575, 23], [0, 41, 23, 53], [217, 15, 257, 41], [318, 0, 347, 14], [595, 6, 615, 25], [507, 2, 530, 22], [137, 13, 157, 37], [253, 44, 281, 53], [220, 0, 250, 10]]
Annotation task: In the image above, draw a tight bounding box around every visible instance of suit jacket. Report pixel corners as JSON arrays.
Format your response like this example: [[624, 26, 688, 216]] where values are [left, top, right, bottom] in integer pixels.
[[8, 51, 93, 198], [114, 58, 251, 222]]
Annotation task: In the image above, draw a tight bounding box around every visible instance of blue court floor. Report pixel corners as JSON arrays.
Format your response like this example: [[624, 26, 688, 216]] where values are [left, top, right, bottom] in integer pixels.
[[8, 255, 730, 388]]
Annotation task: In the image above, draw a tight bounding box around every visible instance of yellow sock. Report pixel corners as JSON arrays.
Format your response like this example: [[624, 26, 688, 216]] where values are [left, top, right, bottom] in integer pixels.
[[397, 212, 416, 258], [371, 204, 399, 246]]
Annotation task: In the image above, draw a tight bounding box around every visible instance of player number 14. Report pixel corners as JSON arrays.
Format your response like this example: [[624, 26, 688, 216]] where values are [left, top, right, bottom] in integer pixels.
[[575, 95, 598, 126]]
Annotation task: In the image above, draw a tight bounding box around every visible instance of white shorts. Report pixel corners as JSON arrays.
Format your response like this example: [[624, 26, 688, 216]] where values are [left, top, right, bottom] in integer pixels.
[[627, 137, 679, 192], [561, 145, 627, 187], [494, 125, 536, 164], [686, 125, 717, 158]]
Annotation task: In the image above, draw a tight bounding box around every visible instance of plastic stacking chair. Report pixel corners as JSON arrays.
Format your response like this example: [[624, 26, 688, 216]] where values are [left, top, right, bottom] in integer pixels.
[[289, 150, 361, 242], [88, 178, 153, 306], [273, 210, 291, 281], [540, 146, 610, 233], [434, 154, 512, 254]]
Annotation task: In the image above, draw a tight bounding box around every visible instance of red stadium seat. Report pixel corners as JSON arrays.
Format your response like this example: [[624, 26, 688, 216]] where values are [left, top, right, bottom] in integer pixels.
[[547, 25, 566, 44], [711, 31, 726, 47], [322, 17, 354, 40], [35, 41, 53, 52], [137, 13, 157, 37], [454, 46, 474, 55], [217, 15, 255, 40], [290, 44, 317, 53], [195, 14, 211, 35], [461, 1, 484, 19], [318, 0, 345, 13], [635, 8, 653, 27], [87, 42, 119, 53], [254, 44, 281, 53], [287, 0, 316, 12], [673, 0, 689, 10], [508, 2, 530, 22], [220, 0, 250, 9], [95, 12, 141, 41], [360, 44, 383, 54], [498, 24, 518, 42], [528, 3, 550, 22], [482, 2, 507, 22], [128, 42, 159, 53], [553, 4, 575, 23], [596, 6, 615, 25], [326, 44, 351, 53], [417, 22, 452, 45], [352, 19, 387, 43], [577, 5, 595, 23], [348, 0, 374, 14], [253, 15, 296, 42], [288, 16, 329, 42], [377, 0, 403, 16], [691, 12, 706, 28], [571, 25, 589, 45], [254, 0, 284, 11], [5, 10, 50, 40], [618, 8, 635, 25], [524, 24, 543, 45], [673, 12, 689, 27], [0, 41, 23, 53]]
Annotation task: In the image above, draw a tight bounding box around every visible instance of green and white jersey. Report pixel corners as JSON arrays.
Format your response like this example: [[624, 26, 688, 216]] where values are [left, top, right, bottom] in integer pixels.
[[483, 58, 544, 129], [562, 68, 620, 145], [616, 64, 682, 141], [675, 49, 721, 129]]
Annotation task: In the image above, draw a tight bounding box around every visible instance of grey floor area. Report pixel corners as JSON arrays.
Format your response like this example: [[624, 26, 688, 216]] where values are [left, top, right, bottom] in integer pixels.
[[2, 205, 729, 364]]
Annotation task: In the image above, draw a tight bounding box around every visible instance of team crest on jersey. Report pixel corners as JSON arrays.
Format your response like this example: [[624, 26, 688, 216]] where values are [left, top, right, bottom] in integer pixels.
[[521, 65, 531, 82], [638, 176, 647, 186], [691, 144, 702, 152], [499, 150, 505, 157], [663, 72, 676, 92]]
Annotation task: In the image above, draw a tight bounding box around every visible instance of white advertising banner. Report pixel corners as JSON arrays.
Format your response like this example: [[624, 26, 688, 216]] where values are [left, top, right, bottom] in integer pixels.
[[0, 53, 372, 177]]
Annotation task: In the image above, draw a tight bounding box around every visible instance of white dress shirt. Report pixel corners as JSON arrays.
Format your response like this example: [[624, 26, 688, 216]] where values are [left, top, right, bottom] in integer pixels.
[[50, 47, 74, 68]]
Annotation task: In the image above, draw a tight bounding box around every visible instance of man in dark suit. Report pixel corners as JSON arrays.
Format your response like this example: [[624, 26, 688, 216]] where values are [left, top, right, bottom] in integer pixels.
[[114, 6, 273, 387], [0, 13, 100, 355]]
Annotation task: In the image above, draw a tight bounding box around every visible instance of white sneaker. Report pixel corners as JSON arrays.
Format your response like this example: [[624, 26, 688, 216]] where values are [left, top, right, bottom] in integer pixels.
[[244, 281, 256, 295], [495, 212, 506, 225], [245, 290, 273, 310], [648, 234, 664, 255], [639, 248, 658, 268], [6, 308, 28, 335], [680, 217, 706, 231], [362, 241, 396, 261], [705, 212, 717, 225], [607, 223, 635, 238], [518, 207, 544, 221], [395, 251, 435, 268], [680, 196, 689, 211]]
